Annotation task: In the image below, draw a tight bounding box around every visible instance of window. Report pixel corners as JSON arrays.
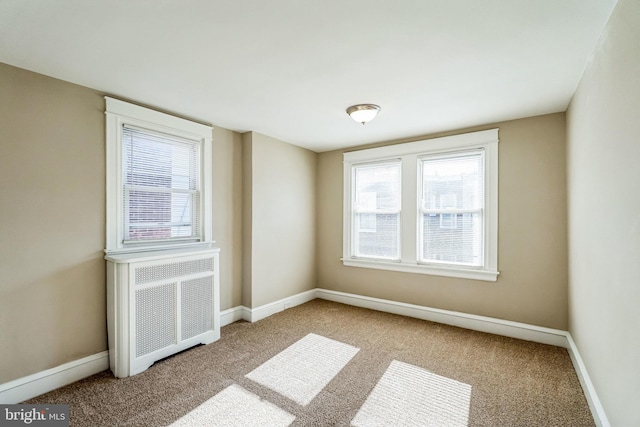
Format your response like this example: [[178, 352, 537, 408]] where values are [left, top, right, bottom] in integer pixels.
[[352, 161, 401, 259], [105, 97, 213, 253], [420, 151, 483, 265], [343, 129, 499, 281]]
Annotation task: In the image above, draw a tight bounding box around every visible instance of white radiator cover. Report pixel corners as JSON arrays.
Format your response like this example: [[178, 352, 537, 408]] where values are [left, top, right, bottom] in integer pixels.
[[106, 246, 220, 378]]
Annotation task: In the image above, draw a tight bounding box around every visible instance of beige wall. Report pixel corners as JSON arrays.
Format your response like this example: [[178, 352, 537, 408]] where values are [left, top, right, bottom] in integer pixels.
[[241, 132, 254, 308], [0, 63, 244, 383], [242, 132, 317, 308], [0, 63, 106, 383], [212, 127, 244, 310], [567, 0, 640, 424], [317, 113, 568, 329]]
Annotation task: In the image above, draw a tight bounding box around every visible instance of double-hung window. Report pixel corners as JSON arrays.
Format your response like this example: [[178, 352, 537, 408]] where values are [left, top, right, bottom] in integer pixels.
[[419, 151, 484, 266], [343, 129, 499, 281], [105, 97, 213, 253]]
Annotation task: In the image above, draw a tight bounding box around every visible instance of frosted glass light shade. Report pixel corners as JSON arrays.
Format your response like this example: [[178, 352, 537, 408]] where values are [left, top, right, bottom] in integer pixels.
[[347, 104, 381, 124]]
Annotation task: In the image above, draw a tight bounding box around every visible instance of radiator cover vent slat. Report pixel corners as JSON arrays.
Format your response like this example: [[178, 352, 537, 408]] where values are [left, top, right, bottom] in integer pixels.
[[135, 282, 177, 357], [135, 258, 214, 285], [181, 276, 214, 340]]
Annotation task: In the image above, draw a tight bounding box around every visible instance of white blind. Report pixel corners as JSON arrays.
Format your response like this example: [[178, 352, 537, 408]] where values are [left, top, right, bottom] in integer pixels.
[[420, 150, 484, 266], [352, 160, 401, 260], [122, 125, 200, 244]]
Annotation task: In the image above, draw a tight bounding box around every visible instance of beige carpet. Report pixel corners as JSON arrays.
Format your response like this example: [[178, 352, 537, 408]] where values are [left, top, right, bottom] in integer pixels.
[[245, 333, 360, 406], [27, 299, 595, 426], [351, 360, 472, 426], [169, 384, 295, 426]]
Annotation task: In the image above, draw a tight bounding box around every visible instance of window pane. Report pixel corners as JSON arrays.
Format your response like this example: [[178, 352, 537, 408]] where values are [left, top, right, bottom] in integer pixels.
[[422, 212, 483, 265], [355, 213, 400, 259], [122, 126, 200, 243], [420, 152, 484, 266], [422, 153, 483, 210], [355, 163, 401, 211], [353, 162, 401, 260]]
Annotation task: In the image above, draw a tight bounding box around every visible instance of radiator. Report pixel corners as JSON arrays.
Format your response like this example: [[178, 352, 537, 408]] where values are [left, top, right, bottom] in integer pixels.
[[105, 246, 220, 378]]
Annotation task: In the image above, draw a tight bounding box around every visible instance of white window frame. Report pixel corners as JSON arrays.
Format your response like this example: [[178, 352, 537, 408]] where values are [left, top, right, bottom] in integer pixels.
[[105, 97, 213, 254], [343, 129, 499, 281]]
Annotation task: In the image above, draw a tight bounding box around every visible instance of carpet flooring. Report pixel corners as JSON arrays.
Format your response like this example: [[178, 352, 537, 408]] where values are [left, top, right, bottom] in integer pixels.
[[27, 299, 595, 426]]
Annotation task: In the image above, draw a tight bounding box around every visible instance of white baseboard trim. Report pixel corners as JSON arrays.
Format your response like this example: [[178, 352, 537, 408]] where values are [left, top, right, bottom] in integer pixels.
[[316, 288, 568, 347], [227, 287, 571, 348], [247, 289, 317, 323], [565, 334, 610, 427], [0, 351, 109, 404], [219, 289, 318, 326], [220, 306, 249, 327]]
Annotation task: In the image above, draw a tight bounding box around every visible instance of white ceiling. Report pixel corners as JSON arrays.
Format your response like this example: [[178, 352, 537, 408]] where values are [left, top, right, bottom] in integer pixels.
[[0, 1, 617, 152]]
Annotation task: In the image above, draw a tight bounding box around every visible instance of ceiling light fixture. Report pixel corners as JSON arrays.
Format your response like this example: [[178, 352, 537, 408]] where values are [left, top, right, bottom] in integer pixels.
[[346, 104, 381, 125]]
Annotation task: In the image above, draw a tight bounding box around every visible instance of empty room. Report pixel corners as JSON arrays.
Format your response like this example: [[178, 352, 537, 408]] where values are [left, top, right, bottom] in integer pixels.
[[0, 1, 638, 426]]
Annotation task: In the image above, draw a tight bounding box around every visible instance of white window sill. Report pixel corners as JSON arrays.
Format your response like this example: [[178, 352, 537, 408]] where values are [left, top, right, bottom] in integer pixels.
[[105, 241, 216, 258], [342, 258, 499, 282], [105, 243, 219, 263]]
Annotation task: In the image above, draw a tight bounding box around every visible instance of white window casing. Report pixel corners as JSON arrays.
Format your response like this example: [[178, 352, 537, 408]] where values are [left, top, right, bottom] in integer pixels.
[[105, 97, 213, 254], [343, 129, 499, 281]]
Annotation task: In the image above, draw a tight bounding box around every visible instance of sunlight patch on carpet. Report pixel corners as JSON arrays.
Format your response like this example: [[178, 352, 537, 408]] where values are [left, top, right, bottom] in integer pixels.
[[246, 333, 360, 406], [170, 384, 295, 427], [351, 360, 472, 427]]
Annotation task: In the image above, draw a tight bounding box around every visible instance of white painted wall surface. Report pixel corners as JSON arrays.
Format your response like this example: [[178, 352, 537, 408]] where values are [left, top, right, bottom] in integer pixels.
[[567, 1, 640, 424]]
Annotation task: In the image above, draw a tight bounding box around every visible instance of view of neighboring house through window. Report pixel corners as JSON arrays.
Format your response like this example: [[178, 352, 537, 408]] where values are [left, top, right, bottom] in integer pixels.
[[343, 129, 499, 281], [122, 126, 200, 244], [420, 151, 484, 266], [353, 161, 401, 260]]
